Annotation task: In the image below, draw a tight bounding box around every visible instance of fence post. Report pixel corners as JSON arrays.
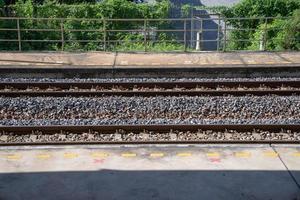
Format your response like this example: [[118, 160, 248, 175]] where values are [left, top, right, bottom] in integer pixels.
[[103, 19, 106, 51], [184, 19, 187, 52], [217, 16, 220, 51], [263, 18, 268, 51], [223, 18, 227, 52], [17, 18, 21, 51], [60, 19, 64, 51], [196, 18, 203, 51], [190, 18, 194, 48], [144, 19, 147, 52]]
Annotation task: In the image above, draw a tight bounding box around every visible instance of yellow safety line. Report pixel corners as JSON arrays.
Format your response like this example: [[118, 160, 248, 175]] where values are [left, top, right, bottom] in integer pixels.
[[235, 152, 251, 158], [292, 152, 300, 157], [150, 152, 164, 157], [263, 151, 278, 157], [121, 153, 136, 157], [91, 152, 109, 158], [206, 152, 220, 157], [64, 153, 78, 159], [36, 153, 51, 159], [6, 154, 21, 160], [177, 152, 192, 157]]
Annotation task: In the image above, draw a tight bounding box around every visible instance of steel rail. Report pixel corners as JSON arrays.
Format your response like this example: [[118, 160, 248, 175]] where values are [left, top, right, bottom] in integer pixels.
[[0, 80, 299, 97], [1, 90, 299, 97], [1, 80, 299, 89], [0, 124, 299, 146]]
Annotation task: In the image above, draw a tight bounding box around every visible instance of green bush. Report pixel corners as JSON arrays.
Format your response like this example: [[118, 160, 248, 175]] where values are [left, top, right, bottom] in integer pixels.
[[248, 9, 300, 51], [222, 0, 300, 51], [181, 4, 191, 17], [0, 0, 176, 51]]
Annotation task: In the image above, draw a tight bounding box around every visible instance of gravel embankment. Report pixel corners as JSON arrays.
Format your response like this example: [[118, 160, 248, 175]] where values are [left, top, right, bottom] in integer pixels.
[[1, 95, 299, 125], [1, 129, 299, 143]]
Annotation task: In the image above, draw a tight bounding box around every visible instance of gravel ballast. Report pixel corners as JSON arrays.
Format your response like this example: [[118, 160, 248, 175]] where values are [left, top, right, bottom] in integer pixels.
[[1, 129, 299, 143], [1, 77, 300, 83], [0, 95, 300, 125]]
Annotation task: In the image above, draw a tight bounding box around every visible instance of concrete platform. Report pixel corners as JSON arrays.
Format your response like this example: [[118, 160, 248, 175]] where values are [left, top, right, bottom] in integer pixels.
[[0, 51, 299, 68], [0, 144, 299, 200]]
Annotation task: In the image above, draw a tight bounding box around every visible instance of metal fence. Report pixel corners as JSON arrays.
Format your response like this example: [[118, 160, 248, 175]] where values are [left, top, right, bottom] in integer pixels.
[[0, 16, 297, 52]]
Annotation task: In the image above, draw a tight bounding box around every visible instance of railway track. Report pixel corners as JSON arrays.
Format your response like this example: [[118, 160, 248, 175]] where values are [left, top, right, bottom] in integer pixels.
[[1, 80, 300, 96], [1, 124, 299, 145]]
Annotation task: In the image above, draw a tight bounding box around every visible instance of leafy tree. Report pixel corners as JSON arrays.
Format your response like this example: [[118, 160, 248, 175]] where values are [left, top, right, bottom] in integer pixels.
[[248, 9, 300, 51], [222, 0, 300, 50], [0, 0, 175, 51]]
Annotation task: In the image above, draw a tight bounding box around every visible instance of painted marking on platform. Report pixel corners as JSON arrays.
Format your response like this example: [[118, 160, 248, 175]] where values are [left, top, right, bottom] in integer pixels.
[[36, 153, 51, 159], [120, 61, 128, 65], [235, 152, 251, 158], [121, 153, 136, 157], [215, 62, 227, 65], [135, 62, 144, 65], [151, 63, 161, 65], [177, 152, 192, 157], [6, 154, 21, 160], [184, 60, 192, 65], [150, 152, 164, 158], [64, 153, 78, 159], [102, 63, 111, 66], [263, 151, 278, 158], [168, 62, 176, 65], [93, 159, 105, 164], [91, 152, 109, 158], [292, 152, 300, 157], [206, 152, 220, 157]]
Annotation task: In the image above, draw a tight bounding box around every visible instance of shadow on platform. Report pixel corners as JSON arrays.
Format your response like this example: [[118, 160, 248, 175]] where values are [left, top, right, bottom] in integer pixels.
[[0, 170, 299, 200]]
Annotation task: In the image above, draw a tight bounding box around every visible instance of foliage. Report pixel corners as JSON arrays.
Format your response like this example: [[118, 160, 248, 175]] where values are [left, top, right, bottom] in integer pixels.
[[0, 0, 174, 51], [194, 5, 229, 14], [222, 0, 300, 18], [248, 9, 300, 51], [222, 0, 300, 51], [181, 4, 191, 17], [114, 33, 185, 52]]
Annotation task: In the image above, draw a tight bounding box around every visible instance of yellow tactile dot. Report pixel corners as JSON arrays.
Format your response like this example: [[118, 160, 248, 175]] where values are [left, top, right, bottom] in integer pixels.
[[206, 152, 220, 157], [177, 152, 192, 157], [120, 61, 128, 65], [292, 152, 300, 157], [6, 154, 21, 160], [36, 153, 51, 159], [64, 153, 78, 159], [121, 153, 136, 157], [184, 60, 192, 64], [150, 152, 164, 157], [263, 151, 278, 158], [234, 152, 251, 158], [90, 152, 109, 158]]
